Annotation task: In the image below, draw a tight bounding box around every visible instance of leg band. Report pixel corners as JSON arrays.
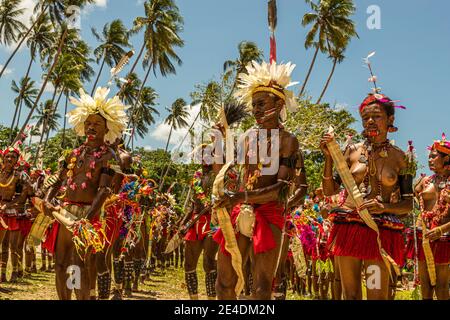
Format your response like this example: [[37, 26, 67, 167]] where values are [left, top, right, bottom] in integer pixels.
[[205, 271, 217, 298], [97, 272, 111, 300], [185, 270, 198, 297]]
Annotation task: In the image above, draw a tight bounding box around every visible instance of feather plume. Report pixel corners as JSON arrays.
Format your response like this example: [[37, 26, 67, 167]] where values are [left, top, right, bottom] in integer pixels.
[[67, 87, 129, 143], [110, 50, 134, 78], [234, 61, 298, 121]]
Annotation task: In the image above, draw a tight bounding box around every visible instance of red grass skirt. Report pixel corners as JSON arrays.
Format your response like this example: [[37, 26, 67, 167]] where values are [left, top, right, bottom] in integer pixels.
[[184, 212, 211, 242], [2, 216, 20, 231], [102, 204, 123, 245], [18, 218, 33, 237], [327, 222, 405, 266], [42, 222, 59, 254], [312, 242, 330, 262], [405, 230, 450, 264], [213, 202, 285, 255]]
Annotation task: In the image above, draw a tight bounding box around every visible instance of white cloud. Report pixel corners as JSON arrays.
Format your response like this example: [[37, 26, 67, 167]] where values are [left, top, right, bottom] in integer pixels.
[[143, 145, 153, 151], [94, 0, 108, 7], [151, 104, 208, 154], [0, 65, 13, 76], [334, 102, 349, 111]]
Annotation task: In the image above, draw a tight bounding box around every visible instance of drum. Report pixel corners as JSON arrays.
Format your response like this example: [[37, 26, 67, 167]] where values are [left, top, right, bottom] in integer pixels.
[[28, 213, 53, 246]]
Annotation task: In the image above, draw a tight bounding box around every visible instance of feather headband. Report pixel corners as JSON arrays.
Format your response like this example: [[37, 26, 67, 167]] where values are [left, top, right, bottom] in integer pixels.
[[234, 61, 298, 122], [67, 87, 129, 143]]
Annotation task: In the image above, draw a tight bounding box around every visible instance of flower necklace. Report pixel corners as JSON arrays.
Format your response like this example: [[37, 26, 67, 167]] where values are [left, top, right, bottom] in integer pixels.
[[192, 169, 210, 206], [419, 174, 450, 229], [66, 143, 108, 191]]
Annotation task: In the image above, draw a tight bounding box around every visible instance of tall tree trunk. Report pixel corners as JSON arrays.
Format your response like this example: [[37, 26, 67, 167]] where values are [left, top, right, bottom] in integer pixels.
[[42, 86, 63, 152], [14, 55, 34, 129], [9, 100, 20, 143], [34, 84, 59, 164], [34, 118, 47, 165], [164, 124, 174, 153], [9, 55, 34, 143], [0, 5, 47, 79], [61, 93, 68, 148], [159, 110, 201, 189], [15, 99, 24, 131], [13, 27, 68, 145], [127, 62, 152, 145], [299, 45, 320, 97], [316, 57, 337, 104], [91, 55, 106, 96]]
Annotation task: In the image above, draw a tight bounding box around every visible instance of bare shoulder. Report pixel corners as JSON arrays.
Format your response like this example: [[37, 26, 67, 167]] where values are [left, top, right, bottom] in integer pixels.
[[100, 147, 119, 163], [281, 130, 299, 156], [390, 145, 407, 168]]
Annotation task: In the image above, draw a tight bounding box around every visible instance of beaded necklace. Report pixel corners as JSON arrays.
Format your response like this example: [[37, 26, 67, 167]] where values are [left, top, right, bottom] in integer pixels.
[[359, 139, 391, 201], [66, 143, 108, 191]]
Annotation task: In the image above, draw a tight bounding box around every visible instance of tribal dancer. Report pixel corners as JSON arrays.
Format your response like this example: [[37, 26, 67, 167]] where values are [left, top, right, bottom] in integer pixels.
[[412, 134, 450, 300], [181, 144, 219, 300], [272, 150, 307, 300], [320, 91, 414, 300], [214, 61, 299, 300], [95, 139, 133, 300], [0, 147, 31, 282], [42, 87, 127, 300]]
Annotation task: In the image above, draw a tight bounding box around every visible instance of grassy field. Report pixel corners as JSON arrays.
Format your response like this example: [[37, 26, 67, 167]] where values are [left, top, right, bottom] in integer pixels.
[[0, 255, 420, 300]]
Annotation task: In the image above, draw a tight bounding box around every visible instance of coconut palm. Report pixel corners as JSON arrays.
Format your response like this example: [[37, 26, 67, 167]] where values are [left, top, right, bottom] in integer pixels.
[[32, 100, 61, 163], [0, 0, 26, 78], [164, 98, 189, 153], [128, 86, 160, 145], [0, 0, 26, 45], [190, 81, 222, 123], [9, 77, 38, 142], [13, 0, 94, 144], [299, 0, 357, 97], [127, 0, 184, 143], [223, 41, 263, 97], [91, 19, 130, 94]]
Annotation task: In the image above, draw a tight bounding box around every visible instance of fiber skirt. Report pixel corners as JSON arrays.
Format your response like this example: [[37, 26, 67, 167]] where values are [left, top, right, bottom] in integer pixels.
[[405, 229, 450, 264], [327, 222, 405, 266]]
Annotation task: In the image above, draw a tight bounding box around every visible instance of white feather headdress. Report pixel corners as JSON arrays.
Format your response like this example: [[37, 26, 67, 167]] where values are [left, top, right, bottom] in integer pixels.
[[67, 87, 129, 143], [234, 61, 298, 121]]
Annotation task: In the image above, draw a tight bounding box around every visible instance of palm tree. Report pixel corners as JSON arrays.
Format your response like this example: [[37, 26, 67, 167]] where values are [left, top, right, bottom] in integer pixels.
[[128, 0, 184, 143], [223, 41, 263, 98], [91, 19, 130, 94], [316, 46, 345, 104], [0, 0, 26, 78], [9, 77, 38, 142], [13, 0, 94, 144], [164, 98, 189, 153], [299, 0, 357, 97], [127, 86, 160, 148], [8, 14, 54, 139], [32, 100, 60, 163], [190, 81, 222, 123], [0, 0, 26, 45], [24, 13, 55, 82]]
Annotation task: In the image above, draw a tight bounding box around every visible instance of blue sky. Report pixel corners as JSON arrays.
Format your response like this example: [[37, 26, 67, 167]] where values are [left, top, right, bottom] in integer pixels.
[[0, 0, 449, 174]]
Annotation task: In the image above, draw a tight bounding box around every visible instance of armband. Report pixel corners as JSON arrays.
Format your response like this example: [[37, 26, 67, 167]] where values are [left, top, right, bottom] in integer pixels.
[[100, 167, 115, 177], [399, 174, 413, 198]]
